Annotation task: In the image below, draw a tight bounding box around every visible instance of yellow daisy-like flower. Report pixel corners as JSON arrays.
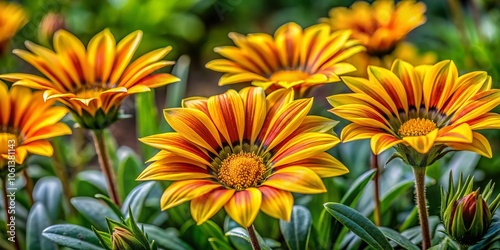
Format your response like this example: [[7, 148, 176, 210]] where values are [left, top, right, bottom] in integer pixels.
[[0, 1, 27, 55], [0, 81, 71, 169], [328, 60, 500, 167], [206, 22, 364, 97], [138, 87, 348, 227], [0, 29, 179, 129], [322, 0, 426, 55]]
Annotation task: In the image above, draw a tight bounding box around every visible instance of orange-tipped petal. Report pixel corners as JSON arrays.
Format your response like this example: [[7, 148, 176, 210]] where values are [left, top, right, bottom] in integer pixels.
[[259, 186, 293, 221], [224, 188, 262, 228], [191, 188, 235, 225], [447, 132, 492, 158], [160, 180, 221, 210], [264, 166, 326, 194], [370, 133, 403, 155]]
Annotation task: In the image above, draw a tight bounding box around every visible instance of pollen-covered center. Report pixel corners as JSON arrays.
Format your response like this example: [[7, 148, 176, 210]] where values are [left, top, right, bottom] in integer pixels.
[[270, 70, 310, 83], [398, 118, 436, 137], [218, 152, 266, 190]]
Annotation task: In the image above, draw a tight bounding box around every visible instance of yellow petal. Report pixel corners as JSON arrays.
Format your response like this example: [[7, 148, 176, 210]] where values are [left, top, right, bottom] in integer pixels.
[[160, 180, 221, 210], [207, 89, 245, 145], [341, 123, 381, 143], [109, 30, 142, 84], [447, 132, 492, 158], [87, 29, 116, 84], [137, 163, 211, 181], [191, 188, 235, 225], [259, 186, 293, 221], [0, 82, 10, 126], [23, 140, 54, 157], [263, 166, 326, 194], [224, 188, 262, 228], [422, 60, 458, 111], [435, 123, 473, 144], [282, 152, 349, 178], [370, 133, 404, 155], [401, 129, 438, 154], [239, 87, 266, 146]]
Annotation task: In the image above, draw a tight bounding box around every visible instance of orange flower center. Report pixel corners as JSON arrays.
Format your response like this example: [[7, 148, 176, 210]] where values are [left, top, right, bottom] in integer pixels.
[[75, 88, 104, 99], [398, 118, 436, 137], [218, 152, 266, 190], [270, 70, 310, 82]]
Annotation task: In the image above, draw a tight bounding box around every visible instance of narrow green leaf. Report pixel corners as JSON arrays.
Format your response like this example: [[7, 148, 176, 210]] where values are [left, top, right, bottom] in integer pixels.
[[71, 197, 120, 231], [27, 203, 57, 250], [199, 220, 229, 244], [94, 194, 123, 218], [279, 205, 312, 250], [136, 90, 160, 159], [121, 181, 156, 219], [340, 169, 377, 206], [379, 227, 419, 250], [209, 238, 234, 250], [400, 207, 418, 232], [161, 55, 190, 132], [33, 176, 62, 222], [42, 224, 104, 250], [324, 202, 393, 250], [225, 227, 271, 250], [75, 170, 108, 196], [362, 179, 414, 216]]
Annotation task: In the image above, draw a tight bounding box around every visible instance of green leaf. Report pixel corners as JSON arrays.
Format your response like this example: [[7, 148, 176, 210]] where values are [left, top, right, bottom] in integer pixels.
[[400, 207, 418, 232], [27, 203, 57, 250], [324, 202, 393, 250], [136, 90, 160, 159], [142, 224, 193, 250], [121, 181, 156, 219], [362, 179, 414, 216], [198, 220, 229, 244], [279, 205, 312, 250], [117, 152, 143, 199], [33, 176, 62, 222], [340, 169, 377, 206], [71, 197, 120, 231], [225, 227, 271, 250], [75, 170, 108, 196], [94, 194, 123, 218], [379, 227, 419, 250], [209, 238, 234, 250], [160, 55, 189, 132], [42, 224, 104, 250]]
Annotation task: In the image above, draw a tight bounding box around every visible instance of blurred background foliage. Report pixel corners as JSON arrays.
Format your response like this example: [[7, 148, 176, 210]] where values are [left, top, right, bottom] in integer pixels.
[[2, 0, 500, 248]]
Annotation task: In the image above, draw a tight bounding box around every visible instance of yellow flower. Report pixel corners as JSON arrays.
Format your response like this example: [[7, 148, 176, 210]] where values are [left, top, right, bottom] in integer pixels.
[[138, 87, 348, 227], [0, 1, 27, 55], [0, 81, 71, 169], [0, 29, 179, 129], [348, 42, 437, 76], [328, 60, 500, 167], [206, 22, 364, 97], [322, 0, 426, 55]]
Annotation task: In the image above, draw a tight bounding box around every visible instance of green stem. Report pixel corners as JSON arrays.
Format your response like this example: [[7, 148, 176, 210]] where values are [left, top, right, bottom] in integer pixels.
[[22, 170, 34, 205], [91, 130, 120, 205], [247, 224, 261, 250], [412, 167, 431, 250], [371, 152, 381, 226], [51, 138, 75, 215], [2, 178, 21, 250]]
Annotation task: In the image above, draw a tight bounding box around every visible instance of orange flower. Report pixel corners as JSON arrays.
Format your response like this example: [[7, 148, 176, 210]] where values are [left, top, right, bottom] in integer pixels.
[[329, 60, 500, 167], [206, 22, 364, 97], [138, 87, 348, 227], [0, 1, 27, 55], [1, 29, 179, 129], [0, 81, 71, 169]]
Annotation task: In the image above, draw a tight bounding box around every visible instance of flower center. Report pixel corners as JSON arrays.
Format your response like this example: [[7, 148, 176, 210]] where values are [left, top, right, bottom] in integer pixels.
[[218, 152, 266, 190], [398, 118, 436, 137], [75, 88, 105, 99], [270, 70, 310, 82]]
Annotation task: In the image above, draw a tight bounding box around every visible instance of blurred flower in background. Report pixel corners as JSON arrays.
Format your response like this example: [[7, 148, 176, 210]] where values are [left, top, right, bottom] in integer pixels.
[[206, 22, 364, 97], [0, 29, 179, 130], [0, 81, 71, 170], [37, 12, 66, 47], [138, 87, 348, 227], [322, 0, 435, 76], [0, 1, 27, 56]]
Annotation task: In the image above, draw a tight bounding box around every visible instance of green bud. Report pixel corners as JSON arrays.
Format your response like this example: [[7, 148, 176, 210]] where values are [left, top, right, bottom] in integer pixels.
[[441, 173, 500, 246]]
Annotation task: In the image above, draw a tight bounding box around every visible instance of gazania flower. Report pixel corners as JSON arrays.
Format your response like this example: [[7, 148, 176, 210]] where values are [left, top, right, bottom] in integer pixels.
[[322, 0, 426, 55], [0, 29, 179, 129], [0, 81, 71, 170], [138, 87, 348, 227], [206, 22, 364, 97], [0, 1, 27, 55], [328, 60, 500, 167]]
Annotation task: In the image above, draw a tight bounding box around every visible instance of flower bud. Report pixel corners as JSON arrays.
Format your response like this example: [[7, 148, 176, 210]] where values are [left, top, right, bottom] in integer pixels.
[[111, 227, 148, 250], [441, 173, 500, 246], [37, 12, 66, 46]]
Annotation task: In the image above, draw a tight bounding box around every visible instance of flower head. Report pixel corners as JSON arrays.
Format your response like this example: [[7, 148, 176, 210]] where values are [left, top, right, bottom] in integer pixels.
[[206, 22, 364, 97], [322, 0, 426, 55], [138, 87, 348, 227], [441, 174, 500, 246], [328, 60, 500, 167], [0, 1, 28, 55], [0, 81, 71, 170], [1, 29, 179, 129]]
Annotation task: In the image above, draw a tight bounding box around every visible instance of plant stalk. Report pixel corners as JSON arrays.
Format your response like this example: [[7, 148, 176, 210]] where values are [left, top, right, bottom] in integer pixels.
[[412, 167, 431, 250], [371, 152, 381, 226], [247, 224, 261, 250], [22, 170, 34, 205], [91, 129, 120, 205], [2, 178, 21, 250]]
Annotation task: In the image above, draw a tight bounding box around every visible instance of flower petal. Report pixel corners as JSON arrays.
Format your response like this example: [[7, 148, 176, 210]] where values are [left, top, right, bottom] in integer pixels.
[[341, 123, 381, 142], [160, 180, 221, 210], [263, 166, 326, 194], [282, 152, 349, 178], [137, 162, 211, 181], [435, 123, 473, 144], [401, 129, 438, 154], [239, 87, 267, 146], [23, 140, 54, 157], [191, 188, 235, 225], [447, 132, 492, 158], [208, 89, 245, 145], [224, 188, 262, 228], [259, 186, 293, 221], [370, 133, 404, 155]]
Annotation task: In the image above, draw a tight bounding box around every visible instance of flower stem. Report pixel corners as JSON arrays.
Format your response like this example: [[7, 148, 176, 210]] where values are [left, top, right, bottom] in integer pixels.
[[412, 167, 431, 250], [91, 129, 120, 205], [22, 170, 34, 205], [2, 178, 21, 250], [371, 152, 381, 226], [247, 224, 261, 250]]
